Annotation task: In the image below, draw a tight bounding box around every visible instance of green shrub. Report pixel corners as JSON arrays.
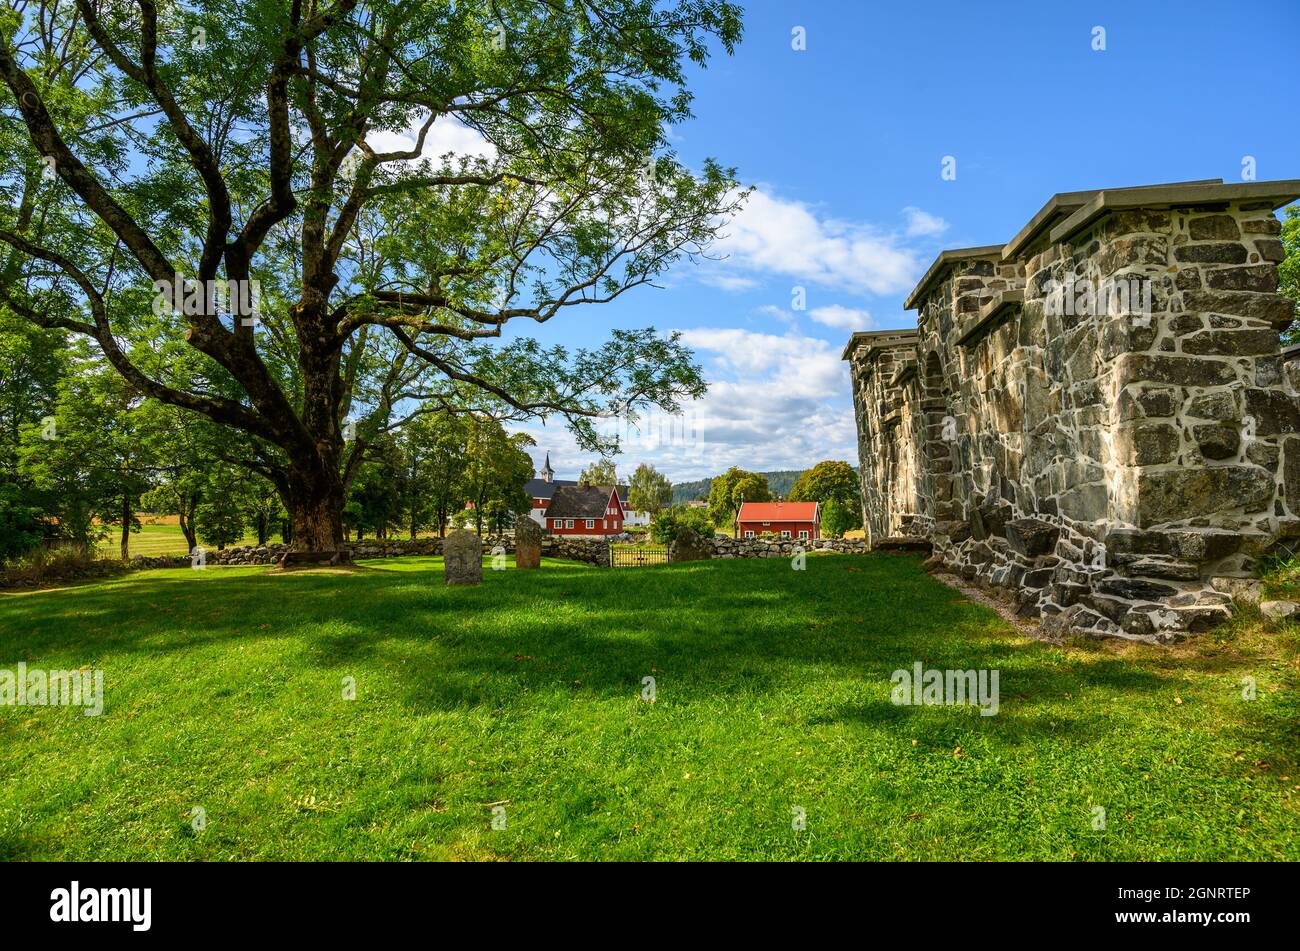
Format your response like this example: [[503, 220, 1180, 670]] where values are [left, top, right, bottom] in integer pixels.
[[649, 505, 714, 544], [0, 483, 45, 565]]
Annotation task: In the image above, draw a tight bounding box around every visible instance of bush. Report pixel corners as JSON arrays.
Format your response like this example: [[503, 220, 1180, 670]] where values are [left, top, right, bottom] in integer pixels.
[[0, 541, 104, 585], [0, 482, 48, 565], [649, 505, 714, 545], [821, 498, 852, 538]]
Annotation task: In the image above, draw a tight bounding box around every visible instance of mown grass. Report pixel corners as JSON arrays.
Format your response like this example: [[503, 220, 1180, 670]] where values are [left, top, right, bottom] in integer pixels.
[[0, 553, 1297, 860], [95, 520, 262, 558]]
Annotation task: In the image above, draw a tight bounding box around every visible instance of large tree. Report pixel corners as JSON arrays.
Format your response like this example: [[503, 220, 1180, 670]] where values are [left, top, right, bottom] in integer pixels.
[[578, 458, 618, 486], [626, 461, 671, 514], [463, 416, 533, 534], [788, 459, 861, 532], [0, 0, 742, 550], [707, 466, 768, 534]]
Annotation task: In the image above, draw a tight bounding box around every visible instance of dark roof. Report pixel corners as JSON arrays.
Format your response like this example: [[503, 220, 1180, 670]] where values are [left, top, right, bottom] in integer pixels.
[[526, 478, 627, 502], [545, 484, 618, 520]]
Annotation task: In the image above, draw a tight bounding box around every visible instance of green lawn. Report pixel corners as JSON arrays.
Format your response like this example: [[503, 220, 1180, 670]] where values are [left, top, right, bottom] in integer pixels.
[[96, 521, 262, 558], [1, 553, 1296, 860]]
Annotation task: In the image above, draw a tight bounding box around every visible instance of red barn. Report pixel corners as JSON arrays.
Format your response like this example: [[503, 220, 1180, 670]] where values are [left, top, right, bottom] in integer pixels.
[[545, 484, 626, 536], [735, 501, 820, 541]]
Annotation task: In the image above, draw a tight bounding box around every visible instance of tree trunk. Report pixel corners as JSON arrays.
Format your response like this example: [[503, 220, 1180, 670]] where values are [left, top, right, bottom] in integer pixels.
[[286, 476, 345, 551], [179, 494, 198, 551], [120, 495, 131, 560], [256, 513, 269, 546]]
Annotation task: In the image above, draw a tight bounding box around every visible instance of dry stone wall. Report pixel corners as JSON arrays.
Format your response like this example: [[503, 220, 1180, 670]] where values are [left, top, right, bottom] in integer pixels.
[[846, 179, 1300, 643]]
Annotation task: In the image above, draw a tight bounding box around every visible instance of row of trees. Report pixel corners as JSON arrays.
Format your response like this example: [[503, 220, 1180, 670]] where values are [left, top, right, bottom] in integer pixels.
[[0, 328, 540, 560], [689, 460, 863, 537], [576, 459, 675, 516]]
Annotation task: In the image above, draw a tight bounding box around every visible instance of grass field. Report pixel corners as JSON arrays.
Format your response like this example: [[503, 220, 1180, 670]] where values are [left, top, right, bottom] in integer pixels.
[[1, 553, 1297, 860], [95, 520, 262, 558]]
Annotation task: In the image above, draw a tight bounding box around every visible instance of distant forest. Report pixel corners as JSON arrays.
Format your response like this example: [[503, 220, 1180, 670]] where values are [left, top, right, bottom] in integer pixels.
[[671, 470, 806, 504]]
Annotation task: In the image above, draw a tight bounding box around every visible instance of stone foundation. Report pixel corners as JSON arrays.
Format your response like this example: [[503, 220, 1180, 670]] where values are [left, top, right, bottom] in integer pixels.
[[845, 178, 1300, 643]]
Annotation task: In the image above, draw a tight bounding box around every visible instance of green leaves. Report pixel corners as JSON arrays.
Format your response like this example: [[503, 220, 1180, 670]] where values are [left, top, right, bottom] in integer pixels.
[[0, 1, 744, 540], [708, 467, 771, 528], [789, 460, 862, 534]]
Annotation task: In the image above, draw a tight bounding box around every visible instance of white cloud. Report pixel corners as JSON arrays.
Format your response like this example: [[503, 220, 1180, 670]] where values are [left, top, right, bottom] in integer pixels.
[[510, 327, 859, 482], [712, 188, 922, 296], [903, 206, 948, 238], [698, 272, 760, 292], [808, 305, 872, 332], [366, 117, 496, 162]]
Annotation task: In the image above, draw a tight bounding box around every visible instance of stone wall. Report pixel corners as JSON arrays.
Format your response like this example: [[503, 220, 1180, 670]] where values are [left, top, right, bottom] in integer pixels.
[[126, 534, 613, 570], [127, 534, 875, 573], [845, 179, 1300, 643]]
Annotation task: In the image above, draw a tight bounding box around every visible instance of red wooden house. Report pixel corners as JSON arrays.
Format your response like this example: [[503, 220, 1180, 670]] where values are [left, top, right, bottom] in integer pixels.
[[545, 484, 626, 536], [735, 501, 820, 541]]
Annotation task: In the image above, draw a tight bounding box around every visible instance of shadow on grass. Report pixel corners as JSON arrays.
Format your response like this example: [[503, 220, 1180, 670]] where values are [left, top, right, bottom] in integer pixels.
[[0, 553, 1280, 751]]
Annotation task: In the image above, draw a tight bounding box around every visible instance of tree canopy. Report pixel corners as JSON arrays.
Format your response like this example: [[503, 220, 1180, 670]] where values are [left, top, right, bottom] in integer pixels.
[[788, 460, 861, 533], [707, 466, 769, 531], [578, 458, 618, 486], [627, 461, 671, 514], [0, 0, 745, 549]]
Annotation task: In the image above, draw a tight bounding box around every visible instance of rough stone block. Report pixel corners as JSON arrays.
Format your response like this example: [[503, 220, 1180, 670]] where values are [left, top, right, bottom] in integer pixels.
[[1244, 389, 1300, 437], [1115, 421, 1180, 465], [443, 529, 483, 585], [1187, 215, 1240, 240], [1204, 265, 1279, 293], [1006, 518, 1060, 557], [1180, 329, 1277, 356], [1136, 466, 1274, 526], [514, 515, 543, 569], [1116, 353, 1236, 388], [1192, 423, 1240, 460], [1173, 243, 1247, 265]]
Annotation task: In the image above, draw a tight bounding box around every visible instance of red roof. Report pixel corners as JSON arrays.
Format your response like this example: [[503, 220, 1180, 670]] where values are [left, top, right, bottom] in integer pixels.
[[736, 501, 819, 523]]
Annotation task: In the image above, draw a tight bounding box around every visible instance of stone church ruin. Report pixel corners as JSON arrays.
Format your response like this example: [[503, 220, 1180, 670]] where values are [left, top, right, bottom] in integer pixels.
[[844, 179, 1300, 642]]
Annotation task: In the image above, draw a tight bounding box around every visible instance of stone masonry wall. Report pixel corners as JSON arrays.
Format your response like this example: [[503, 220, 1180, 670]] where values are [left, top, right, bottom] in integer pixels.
[[845, 180, 1300, 643]]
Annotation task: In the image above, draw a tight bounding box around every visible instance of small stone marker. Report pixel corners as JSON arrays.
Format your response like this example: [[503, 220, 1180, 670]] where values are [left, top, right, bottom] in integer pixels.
[[514, 515, 542, 569], [443, 529, 483, 586], [670, 525, 713, 562]]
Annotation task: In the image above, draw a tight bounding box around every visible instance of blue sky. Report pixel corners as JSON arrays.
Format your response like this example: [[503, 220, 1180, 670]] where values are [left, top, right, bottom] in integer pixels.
[[455, 0, 1300, 483]]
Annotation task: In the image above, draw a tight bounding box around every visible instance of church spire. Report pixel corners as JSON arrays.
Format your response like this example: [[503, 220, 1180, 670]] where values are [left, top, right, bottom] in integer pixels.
[[540, 452, 554, 484]]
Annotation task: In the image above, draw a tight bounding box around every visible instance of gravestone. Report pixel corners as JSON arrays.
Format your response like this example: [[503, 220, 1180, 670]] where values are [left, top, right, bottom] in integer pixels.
[[514, 515, 543, 569], [443, 530, 483, 586], [670, 525, 713, 562]]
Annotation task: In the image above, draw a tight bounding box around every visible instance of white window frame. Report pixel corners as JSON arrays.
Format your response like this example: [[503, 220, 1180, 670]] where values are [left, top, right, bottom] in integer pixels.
[[585, 519, 595, 529], [744, 530, 755, 539], [565, 519, 574, 529], [798, 530, 809, 539], [781, 530, 792, 539]]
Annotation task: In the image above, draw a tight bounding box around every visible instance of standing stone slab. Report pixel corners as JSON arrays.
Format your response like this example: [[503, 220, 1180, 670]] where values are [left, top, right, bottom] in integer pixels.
[[443, 529, 483, 586], [514, 515, 543, 569], [670, 526, 713, 562]]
